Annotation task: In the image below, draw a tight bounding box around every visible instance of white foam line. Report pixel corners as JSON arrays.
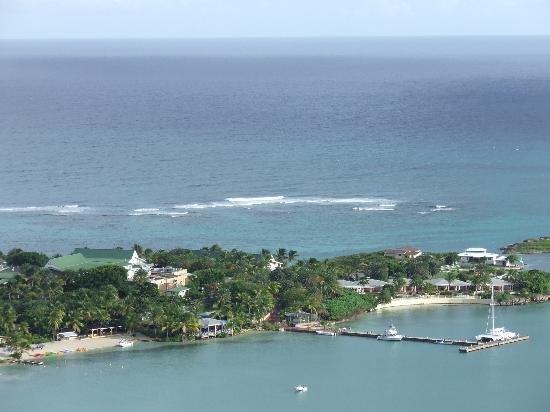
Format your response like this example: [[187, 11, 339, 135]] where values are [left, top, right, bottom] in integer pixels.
[[0, 204, 89, 214], [174, 195, 394, 210]]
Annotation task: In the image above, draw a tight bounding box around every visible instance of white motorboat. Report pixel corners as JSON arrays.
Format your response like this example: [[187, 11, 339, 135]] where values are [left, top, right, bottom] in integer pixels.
[[315, 330, 336, 336], [475, 287, 519, 343], [294, 385, 308, 392], [377, 324, 403, 341], [117, 339, 134, 348]]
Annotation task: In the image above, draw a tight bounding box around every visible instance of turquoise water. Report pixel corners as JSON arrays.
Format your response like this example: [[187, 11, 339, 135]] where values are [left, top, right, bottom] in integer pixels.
[[1, 37, 550, 257], [2, 304, 549, 411]]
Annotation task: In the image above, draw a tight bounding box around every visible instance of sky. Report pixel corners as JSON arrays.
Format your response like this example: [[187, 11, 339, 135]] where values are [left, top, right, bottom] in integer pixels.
[[1, 0, 550, 39]]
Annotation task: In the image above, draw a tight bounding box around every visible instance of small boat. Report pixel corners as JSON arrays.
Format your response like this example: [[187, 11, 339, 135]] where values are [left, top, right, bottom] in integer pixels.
[[435, 340, 453, 345], [117, 339, 134, 348], [315, 330, 336, 336], [377, 324, 403, 341], [294, 385, 308, 392]]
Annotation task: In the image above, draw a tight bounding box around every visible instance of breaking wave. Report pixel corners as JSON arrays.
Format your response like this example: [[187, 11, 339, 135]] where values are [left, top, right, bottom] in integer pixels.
[[174, 196, 392, 210], [430, 204, 455, 212], [129, 208, 188, 217], [353, 206, 395, 211], [0, 204, 89, 215]]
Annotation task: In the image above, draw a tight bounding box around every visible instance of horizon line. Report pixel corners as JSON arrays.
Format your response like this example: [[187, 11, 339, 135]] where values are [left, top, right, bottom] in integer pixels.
[[2, 34, 550, 41]]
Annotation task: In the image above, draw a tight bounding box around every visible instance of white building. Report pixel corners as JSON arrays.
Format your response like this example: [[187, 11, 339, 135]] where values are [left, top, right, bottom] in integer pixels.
[[338, 279, 389, 294], [458, 248, 520, 268], [384, 247, 422, 260]]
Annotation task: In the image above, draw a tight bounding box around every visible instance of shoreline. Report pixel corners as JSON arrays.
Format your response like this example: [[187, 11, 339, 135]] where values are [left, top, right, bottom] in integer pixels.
[[0, 333, 146, 364], [376, 295, 490, 310]]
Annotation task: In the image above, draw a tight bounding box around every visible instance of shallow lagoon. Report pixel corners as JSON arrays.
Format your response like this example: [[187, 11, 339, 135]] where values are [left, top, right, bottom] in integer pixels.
[[2, 303, 548, 412]]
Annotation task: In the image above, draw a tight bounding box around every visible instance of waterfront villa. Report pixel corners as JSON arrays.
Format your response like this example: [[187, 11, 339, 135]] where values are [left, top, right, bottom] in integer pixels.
[[426, 278, 472, 292], [200, 318, 230, 338], [148, 267, 190, 292], [489, 277, 514, 292], [391, 278, 417, 294], [458, 247, 521, 268], [384, 247, 423, 260], [338, 278, 389, 294], [46, 248, 149, 279]]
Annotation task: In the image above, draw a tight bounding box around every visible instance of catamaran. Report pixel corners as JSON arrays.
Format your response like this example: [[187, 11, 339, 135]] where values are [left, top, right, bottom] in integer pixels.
[[475, 286, 518, 343]]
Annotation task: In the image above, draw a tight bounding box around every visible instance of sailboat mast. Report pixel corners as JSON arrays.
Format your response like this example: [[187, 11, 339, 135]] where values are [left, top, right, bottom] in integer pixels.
[[491, 286, 495, 331]]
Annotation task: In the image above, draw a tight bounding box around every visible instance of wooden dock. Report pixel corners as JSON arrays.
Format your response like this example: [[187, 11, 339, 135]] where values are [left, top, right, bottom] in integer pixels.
[[285, 328, 529, 352], [459, 336, 529, 353], [285, 327, 477, 346]]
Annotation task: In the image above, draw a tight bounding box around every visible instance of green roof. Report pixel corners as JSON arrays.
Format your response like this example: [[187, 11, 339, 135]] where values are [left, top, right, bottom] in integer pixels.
[[0, 271, 20, 284], [46, 248, 134, 272], [73, 248, 134, 260]]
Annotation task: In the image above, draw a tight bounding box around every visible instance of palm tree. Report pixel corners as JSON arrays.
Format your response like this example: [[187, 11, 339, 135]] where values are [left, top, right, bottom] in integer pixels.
[[47, 304, 65, 340], [394, 277, 407, 294], [276, 248, 288, 264], [0, 304, 17, 334], [410, 277, 425, 294], [443, 270, 458, 292], [471, 273, 491, 293], [65, 310, 84, 334], [506, 254, 520, 267], [288, 250, 298, 263]]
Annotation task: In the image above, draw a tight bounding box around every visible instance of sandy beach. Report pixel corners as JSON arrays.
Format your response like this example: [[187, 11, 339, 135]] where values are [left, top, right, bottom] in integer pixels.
[[17, 334, 141, 361], [376, 295, 490, 310]]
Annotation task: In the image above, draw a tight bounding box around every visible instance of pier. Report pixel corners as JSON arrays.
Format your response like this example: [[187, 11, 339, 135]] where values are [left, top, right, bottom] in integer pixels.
[[284, 327, 529, 351], [459, 336, 529, 353]]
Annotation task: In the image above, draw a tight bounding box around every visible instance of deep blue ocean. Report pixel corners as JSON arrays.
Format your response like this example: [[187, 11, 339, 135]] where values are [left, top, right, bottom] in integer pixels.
[[1, 37, 550, 257]]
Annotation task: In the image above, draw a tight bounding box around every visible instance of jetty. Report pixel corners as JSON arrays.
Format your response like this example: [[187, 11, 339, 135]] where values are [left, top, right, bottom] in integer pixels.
[[285, 327, 477, 346], [459, 336, 529, 353], [285, 327, 529, 351]]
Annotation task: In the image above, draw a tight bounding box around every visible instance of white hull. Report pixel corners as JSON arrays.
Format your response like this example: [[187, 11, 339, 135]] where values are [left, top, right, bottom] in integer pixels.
[[476, 287, 519, 343], [377, 335, 403, 341], [316, 330, 336, 336], [117, 340, 134, 348]]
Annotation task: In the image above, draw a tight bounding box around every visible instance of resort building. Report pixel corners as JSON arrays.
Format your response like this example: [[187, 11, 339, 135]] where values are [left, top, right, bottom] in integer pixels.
[[458, 247, 521, 268], [200, 318, 230, 338], [267, 257, 283, 271], [46, 248, 148, 279], [488, 277, 514, 292], [426, 278, 472, 292], [338, 278, 389, 294], [384, 247, 423, 260], [391, 278, 417, 294], [148, 267, 190, 292]]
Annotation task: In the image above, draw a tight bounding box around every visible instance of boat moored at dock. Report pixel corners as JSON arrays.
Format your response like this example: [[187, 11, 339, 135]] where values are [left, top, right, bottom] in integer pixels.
[[377, 324, 403, 341], [315, 330, 336, 336]]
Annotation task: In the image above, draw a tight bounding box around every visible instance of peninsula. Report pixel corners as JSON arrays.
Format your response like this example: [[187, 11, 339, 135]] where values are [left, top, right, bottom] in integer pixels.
[[1, 244, 549, 362], [502, 237, 550, 254]]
